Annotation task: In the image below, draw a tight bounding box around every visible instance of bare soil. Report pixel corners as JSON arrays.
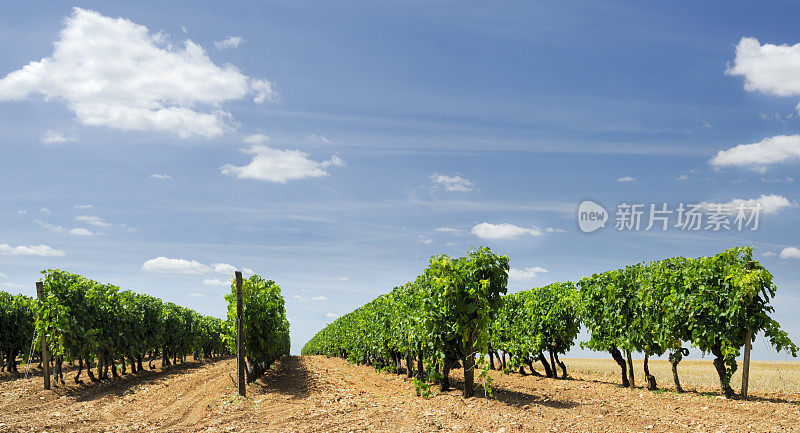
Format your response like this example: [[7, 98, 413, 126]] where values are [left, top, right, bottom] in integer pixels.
[[1, 355, 799, 432]]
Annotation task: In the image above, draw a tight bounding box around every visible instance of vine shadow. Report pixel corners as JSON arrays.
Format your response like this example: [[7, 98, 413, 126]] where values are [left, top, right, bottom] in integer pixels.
[[253, 355, 315, 399]]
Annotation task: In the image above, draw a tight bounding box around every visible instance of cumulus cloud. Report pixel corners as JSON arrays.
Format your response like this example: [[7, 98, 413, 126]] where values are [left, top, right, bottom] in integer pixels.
[[142, 257, 210, 274], [41, 130, 75, 144], [75, 215, 111, 227], [727, 37, 800, 98], [0, 8, 275, 138], [221, 145, 344, 183], [617, 176, 635, 182], [142, 257, 250, 275], [214, 36, 243, 50], [203, 278, 229, 286], [243, 133, 270, 144], [709, 135, 800, 170], [701, 194, 795, 215], [508, 266, 549, 279], [150, 173, 172, 180], [69, 228, 95, 236], [470, 222, 544, 240], [430, 173, 474, 192], [779, 247, 800, 259], [325, 312, 339, 319], [0, 243, 65, 257]]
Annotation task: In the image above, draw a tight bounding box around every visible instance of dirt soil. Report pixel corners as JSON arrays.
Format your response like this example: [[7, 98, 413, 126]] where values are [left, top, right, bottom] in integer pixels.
[[1, 355, 799, 432]]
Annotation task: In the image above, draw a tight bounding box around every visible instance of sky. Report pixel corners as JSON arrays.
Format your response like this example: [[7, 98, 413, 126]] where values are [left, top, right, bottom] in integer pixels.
[[1, 1, 800, 361]]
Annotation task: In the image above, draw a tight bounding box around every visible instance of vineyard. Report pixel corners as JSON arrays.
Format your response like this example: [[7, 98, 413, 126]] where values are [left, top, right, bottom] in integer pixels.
[[302, 246, 798, 399], [1, 247, 799, 432], [0, 269, 289, 386]]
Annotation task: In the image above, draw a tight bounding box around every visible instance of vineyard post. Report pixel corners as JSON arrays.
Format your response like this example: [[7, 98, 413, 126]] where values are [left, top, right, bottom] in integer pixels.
[[741, 260, 755, 400], [236, 271, 245, 397], [35, 281, 50, 390]]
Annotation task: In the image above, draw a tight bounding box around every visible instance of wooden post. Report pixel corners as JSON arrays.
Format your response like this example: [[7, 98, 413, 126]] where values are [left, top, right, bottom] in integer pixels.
[[235, 271, 245, 397], [742, 330, 752, 400], [36, 282, 50, 390], [741, 260, 754, 400]]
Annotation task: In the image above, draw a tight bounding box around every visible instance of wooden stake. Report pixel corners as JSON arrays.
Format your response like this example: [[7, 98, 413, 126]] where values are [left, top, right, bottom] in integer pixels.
[[742, 330, 752, 400], [236, 271, 245, 397], [36, 282, 50, 390]]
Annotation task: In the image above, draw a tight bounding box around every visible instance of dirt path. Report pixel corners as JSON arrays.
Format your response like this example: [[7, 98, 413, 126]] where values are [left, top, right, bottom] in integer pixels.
[[1, 356, 799, 432]]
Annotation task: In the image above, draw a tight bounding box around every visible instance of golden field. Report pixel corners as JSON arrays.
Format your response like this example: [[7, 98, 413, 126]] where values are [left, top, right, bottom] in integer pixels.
[[563, 357, 800, 396]]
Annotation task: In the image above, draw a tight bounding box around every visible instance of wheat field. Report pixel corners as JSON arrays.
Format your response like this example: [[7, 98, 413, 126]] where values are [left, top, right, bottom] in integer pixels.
[[561, 358, 800, 396]]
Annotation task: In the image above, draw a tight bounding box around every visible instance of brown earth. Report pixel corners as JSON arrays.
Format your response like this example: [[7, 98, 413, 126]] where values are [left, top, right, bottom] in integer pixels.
[[1, 355, 799, 432]]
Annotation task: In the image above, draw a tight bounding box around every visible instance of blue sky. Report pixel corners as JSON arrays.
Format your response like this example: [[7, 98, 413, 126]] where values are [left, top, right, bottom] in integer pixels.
[[2, 1, 800, 360]]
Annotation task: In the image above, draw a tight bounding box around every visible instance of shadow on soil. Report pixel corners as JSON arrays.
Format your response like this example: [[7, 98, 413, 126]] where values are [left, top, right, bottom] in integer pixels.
[[255, 355, 315, 399], [443, 375, 580, 409], [46, 357, 232, 402]]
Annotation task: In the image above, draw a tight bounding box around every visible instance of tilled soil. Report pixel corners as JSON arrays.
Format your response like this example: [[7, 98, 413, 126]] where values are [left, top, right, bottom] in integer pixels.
[[1, 355, 799, 432]]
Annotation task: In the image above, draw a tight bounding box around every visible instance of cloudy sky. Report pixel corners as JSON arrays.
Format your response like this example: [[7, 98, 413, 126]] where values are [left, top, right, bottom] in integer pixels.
[[2, 2, 800, 359]]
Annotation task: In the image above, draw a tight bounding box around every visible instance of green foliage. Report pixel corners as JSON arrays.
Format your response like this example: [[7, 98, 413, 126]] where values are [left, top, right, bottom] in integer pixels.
[[489, 282, 580, 370], [0, 292, 36, 370], [225, 275, 290, 375], [36, 269, 228, 370], [302, 247, 509, 397]]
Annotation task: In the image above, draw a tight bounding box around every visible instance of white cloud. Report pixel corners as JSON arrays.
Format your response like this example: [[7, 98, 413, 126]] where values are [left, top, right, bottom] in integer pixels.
[[39, 207, 51, 214], [709, 135, 800, 170], [203, 278, 229, 286], [69, 227, 95, 236], [41, 130, 75, 144], [430, 173, 474, 192], [762, 251, 776, 257], [221, 145, 344, 183], [726, 37, 800, 98], [0, 244, 65, 257], [142, 257, 210, 274], [435, 227, 462, 234], [470, 222, 544, 240], [142, 258, 251, 276], [545, 227, 566, 233], [0, 272, 7, 277], [312, 296, 328, 301], [418, 235, 433, 245], [508, 266, 549, 279], [308, 134, 331, 144], [0, 8, 275, 138], [75, 215, 111, 227], [617, 176, 635, 182], [325, 312, 339, 319], [74, 204, 93, 209], [150, 173, 172, 180], [2, 282, 24, 289], [701, 194, 795, 215], [214, 36, 243, 50], [322, 276, 349, 281], [33, 219, 64, 232], [779, 247, 800, 259], [16, 210, 26, 215], [243, 133, 270, 144], [189, 292, 203, 297], [675, 174, 689, 181]]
